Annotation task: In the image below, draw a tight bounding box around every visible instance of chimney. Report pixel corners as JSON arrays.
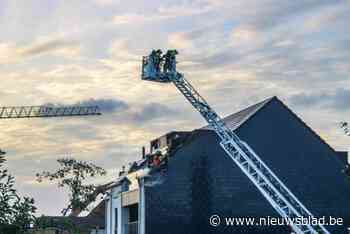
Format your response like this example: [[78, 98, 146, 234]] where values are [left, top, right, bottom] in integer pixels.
[[142, 146, 146, 159]]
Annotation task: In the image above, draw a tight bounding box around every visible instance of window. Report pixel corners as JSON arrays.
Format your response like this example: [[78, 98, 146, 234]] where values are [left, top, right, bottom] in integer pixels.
[[129, 204, 138, 223], [128, 204, 139, 234]]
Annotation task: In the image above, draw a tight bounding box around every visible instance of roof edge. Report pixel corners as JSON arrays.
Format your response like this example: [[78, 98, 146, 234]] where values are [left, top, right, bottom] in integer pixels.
[[231, 96, 276, 131], [273, 97, 338, 153], [201, 96, 276, 131]]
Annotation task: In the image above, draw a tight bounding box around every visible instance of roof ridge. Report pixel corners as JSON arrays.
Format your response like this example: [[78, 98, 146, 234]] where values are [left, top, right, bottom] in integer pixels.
[[201, 96, 276, 131]]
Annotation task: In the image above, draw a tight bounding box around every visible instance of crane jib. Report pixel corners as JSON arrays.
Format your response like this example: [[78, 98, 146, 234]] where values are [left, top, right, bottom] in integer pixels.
[[0, 105, 101, 155], [0, 106, 101, 119]]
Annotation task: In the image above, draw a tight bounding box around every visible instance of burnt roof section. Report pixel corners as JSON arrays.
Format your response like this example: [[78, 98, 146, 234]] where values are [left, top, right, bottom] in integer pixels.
[[121, 98, 275, 174], [201, 96, 274, 131], [149, 131, 191, 148]]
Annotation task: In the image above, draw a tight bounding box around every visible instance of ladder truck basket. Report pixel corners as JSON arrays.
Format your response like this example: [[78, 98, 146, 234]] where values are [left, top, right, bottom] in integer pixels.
[[141, 56, 152, 80], [141, 55, 172, 83]]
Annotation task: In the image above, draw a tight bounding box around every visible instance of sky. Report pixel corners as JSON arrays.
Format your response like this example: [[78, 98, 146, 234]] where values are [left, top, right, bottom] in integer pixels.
[[0, 0, 349, 216]]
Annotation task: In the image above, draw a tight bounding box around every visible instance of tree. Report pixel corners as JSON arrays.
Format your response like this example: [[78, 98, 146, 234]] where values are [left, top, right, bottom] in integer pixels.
[[340, 122, 349, 136], [12, 197, 36, 230], [0, 154, 36, 233], [34, 215, 81, 234], [36, 158, 109, 216]]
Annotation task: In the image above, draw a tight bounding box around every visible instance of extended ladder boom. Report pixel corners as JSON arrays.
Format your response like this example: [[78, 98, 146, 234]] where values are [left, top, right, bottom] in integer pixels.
[[0, 106, 101, 119], [141, 50, 330, 234]]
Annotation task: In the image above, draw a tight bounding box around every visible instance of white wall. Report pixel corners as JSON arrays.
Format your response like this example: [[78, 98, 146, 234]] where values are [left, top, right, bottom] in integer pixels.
[[138, 178, 145, 234], [106, 177, 146, 234], [105, 186, 122, 234]]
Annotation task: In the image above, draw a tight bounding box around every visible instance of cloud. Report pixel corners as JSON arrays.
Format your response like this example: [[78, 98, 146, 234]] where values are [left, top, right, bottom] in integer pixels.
[[19, 39, 80, 57], [113, 14, 150, 25], [233, 1, 338, 30], [108, 39, 138, 60], [303, 3, 348, 32], [231, 26, 258, 46], [290, 89, 350, 111], [133, 103, 178, 123], [93, 0, 120, 6], [113, 1, 219, 25], [0, 38, 80, 64], [74, 98, 129, 113], [289, 93, 328, 107], [168, 32, 193, 50], [0, 43, 19, 63], [40, 98, 178, 125], [156, 2, 217, 18], [44, 98, 130, 113]]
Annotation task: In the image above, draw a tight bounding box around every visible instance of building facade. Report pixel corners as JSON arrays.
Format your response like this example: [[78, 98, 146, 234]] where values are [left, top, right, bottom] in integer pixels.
[[105, 97, 350, 234]]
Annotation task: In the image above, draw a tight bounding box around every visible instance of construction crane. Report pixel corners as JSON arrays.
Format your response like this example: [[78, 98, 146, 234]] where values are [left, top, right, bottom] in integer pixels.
[[0, 106, 100, 119], [141, 50, 330, 234], [0, 105, 101, 155]]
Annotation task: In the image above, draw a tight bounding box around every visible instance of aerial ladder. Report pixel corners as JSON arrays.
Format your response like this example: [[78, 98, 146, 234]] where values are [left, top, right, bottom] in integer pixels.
[[141, 49, 330, 234], [0, 105, 101, 155]]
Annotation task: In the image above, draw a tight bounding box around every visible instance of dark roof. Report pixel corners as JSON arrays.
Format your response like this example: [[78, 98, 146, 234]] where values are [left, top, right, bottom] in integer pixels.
[[144, 96, 350, 233], [202, 97, 274, 130], [336, 151, 348, 165], [38, 215, 105, 230], [40, 199, 106, 230], [200, 96, 338, 153]]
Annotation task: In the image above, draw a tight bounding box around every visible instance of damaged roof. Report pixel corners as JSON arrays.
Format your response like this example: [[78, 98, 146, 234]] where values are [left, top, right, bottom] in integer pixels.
[[121, 97, 276, 174], [71, 98, 278, 222]]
